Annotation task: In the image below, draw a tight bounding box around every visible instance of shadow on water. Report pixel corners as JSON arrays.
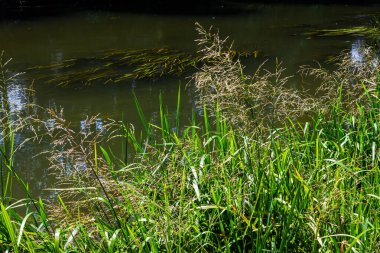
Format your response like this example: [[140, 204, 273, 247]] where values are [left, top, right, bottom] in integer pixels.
[[1, 0, 380, 19], [0, 0, 261, 20]]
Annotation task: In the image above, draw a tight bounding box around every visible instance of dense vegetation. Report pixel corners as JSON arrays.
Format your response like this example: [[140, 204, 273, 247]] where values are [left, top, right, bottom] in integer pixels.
[[0, 25, 379, 252]]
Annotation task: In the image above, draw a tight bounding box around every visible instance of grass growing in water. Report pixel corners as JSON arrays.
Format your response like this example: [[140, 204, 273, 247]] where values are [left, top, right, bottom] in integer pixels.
[[27, 47, 258, 87], [0, 27, 379, 252], [305, 26, 380, 39]]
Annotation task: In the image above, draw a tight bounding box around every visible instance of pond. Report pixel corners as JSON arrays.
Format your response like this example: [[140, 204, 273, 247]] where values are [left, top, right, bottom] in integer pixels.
[[0, 3, 380, 198]]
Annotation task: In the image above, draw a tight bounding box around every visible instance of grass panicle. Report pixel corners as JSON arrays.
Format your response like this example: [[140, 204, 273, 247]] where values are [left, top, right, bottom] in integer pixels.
[[192, 23, 317, 133]]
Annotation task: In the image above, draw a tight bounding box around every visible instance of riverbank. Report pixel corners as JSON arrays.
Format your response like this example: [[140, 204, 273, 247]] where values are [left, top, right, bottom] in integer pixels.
[[0, 26, 379, 251]]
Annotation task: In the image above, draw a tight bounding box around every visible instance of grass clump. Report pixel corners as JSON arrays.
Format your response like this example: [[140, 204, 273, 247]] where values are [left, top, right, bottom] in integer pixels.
[[0, 26, 379, 252], [301, 46, 380, 113], [193, 23, 316, 133]]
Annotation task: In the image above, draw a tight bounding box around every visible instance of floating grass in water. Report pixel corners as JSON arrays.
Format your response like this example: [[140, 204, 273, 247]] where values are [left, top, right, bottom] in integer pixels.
[[305, 26, 380, 39], [27, 47, 259, 87]]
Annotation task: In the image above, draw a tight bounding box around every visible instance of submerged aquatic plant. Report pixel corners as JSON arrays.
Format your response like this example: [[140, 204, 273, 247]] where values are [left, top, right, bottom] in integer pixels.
[[305, 15, 380, 51], [305, 26, 380, 39], [27, 47, 258, 87]]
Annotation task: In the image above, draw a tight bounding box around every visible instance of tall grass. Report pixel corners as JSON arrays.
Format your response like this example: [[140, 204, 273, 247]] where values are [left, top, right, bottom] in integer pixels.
[[0, 28, 379, 252], [192, 23, 317, 133], [2, 86, 379, 252]]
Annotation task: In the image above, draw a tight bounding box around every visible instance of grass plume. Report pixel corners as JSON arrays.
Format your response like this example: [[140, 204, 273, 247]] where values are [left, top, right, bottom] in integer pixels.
[[193, 23, 317, 133]]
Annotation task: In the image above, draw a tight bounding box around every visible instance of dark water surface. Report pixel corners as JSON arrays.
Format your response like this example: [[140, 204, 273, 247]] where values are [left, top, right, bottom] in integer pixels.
[[1, 4, 380, 198]]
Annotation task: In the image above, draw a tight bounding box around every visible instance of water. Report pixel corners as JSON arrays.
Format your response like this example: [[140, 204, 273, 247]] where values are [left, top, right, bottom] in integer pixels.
[[0, 4, 379, 198]]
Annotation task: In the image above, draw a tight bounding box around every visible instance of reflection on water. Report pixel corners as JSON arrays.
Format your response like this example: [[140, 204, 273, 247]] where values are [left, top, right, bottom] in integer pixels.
[[0, 73, 30, 148], [4, 73, 29, 113], [95, 118, 103, 132], [351, 39, 365, 64], [45, 118, 55, 129], [7, 82, 27, 112], [350, 38, 379, 70], [1, 4, 380, 198], [52, 50, 63, 64], [1, 73, 112, 198]]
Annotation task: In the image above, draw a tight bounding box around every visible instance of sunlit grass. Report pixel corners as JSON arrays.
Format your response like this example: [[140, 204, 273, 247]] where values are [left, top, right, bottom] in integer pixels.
[[0, 83, 379, 252], [0, 27, 379, 252]]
